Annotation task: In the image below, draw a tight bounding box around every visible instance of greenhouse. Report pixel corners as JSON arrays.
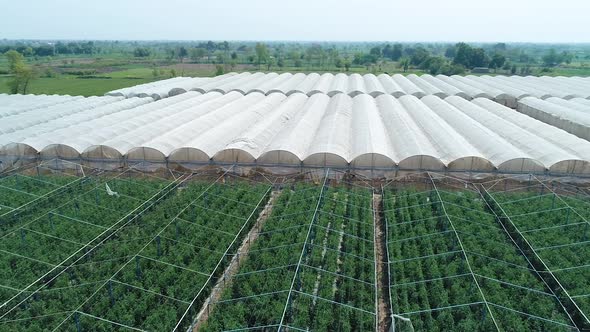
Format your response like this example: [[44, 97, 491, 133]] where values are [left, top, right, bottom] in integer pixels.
[[1, 92, 589, 176], [517, 97, 590, 141], [106, 73, 590, 107], [2, 71, 590, 331]]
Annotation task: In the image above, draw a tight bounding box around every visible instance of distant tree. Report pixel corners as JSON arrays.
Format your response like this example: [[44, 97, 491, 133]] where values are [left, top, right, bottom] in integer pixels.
[[294, 59, 303, 68], [35, 45, 55, 57], [403, 47, 416, 57], [288, 51, 300, 63], [352, 52, 378, 66], [35, 45, 55, 56], [215, 64, 224, 76], [267, 56, 276, 71], [560, 51, 574, 64], [152, 67, 159, 78], [519, 52, 532, 64], [489, 53, 506, 72], [445, 64, 466, 75], [189, 48, 207, 63], [542, 49, 559, 67], [255, 43, 268, 68], [206, 41, 216, 62], [453, 43, 490, 69], [453, 42, 473, 67], [5, 50, 24, 72], [170, 69, 177, 77], [369, 46, 382, 58], [5, 50, 36, 94], [277, 57, 284, 68], [399, 57, 410, 72], [166, 48, 176, 61], [230, 52, 238, 60], [216, 53, 226, 64], [444, 46, 456, 59], [391, 44, 403, 61], [344, 60, 351, 72], [511, 64, 517, 75], [410, 47, 430, 66], [305, 44, 324, 68], [470, 48, 489, 67], [133, 47, 151, 57], [177, 47, 188, 63], [23, 47, 34, 57], [335, 57, 343, 68], [493, 43, 507, 53], [382, 44, 393, 60], [422, 56, 447, 75], [43, 67, 56, 78]]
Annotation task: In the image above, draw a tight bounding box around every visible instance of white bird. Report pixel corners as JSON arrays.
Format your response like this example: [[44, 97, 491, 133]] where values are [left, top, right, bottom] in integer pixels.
[[106, 183, 119, 197]]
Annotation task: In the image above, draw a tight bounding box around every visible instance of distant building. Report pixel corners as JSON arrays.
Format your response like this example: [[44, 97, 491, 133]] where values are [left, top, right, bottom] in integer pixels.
[[471, 67, 490, 73]]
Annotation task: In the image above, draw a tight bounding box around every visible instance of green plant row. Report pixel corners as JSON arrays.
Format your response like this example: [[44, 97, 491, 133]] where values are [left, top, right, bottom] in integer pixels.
[[0, 178, 270, 331], [491, 189, 590, 321], [386, 188, 575, 331]]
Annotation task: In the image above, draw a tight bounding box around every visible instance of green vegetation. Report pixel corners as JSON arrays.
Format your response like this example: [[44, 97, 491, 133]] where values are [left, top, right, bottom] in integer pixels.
[[201, 183, 377, 331], [0, 169, 271, 331], [490, 187, 590, 319], [385, 186, 577, 331], [3, 50, 35, 94], [1, 40, 589, 96], [2, 169, 590, 331]]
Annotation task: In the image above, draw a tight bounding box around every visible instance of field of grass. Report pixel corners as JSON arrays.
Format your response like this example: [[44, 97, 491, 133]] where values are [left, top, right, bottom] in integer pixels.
[[0, 76, 155, 97]]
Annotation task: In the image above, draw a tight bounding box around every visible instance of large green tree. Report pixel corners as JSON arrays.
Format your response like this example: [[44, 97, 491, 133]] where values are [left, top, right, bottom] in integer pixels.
[[5, 50, 36, 94], [489, 53, 506, 72], [254, 43, 268, 68]]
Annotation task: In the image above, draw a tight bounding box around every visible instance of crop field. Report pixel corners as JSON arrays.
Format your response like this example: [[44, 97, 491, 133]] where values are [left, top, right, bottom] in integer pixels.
[[1, 166, 590, 332], [384, 174, 578, 331], [199, 177, 377, 331], [483, 178, 590, 327]]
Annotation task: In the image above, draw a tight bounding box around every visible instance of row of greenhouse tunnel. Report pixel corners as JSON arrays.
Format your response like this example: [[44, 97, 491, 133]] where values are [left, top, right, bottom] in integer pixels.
[[1, 89, 589, 175], [107, 72, 590, 107]]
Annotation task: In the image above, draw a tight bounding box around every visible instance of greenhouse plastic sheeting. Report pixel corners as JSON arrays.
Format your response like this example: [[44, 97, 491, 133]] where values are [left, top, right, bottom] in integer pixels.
[[105, 73, 590, 106], [517, 97, 590, 141], [1, 92, 590, 175]]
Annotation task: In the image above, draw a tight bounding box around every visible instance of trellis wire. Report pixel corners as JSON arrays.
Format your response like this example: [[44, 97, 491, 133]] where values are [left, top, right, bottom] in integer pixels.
[[173, 170, 274, 331], [0, 170, 190, 321], [46, 169, 219, 330], [480, 182, 589, 327], [427, 172, 501, 331], [276, 168, 329, 331]]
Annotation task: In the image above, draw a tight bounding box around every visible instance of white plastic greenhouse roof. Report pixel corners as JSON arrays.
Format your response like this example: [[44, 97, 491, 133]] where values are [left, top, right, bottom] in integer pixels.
[[106, 73, 590, 107], [517, 97, 590, 141], [1, 92, 590, 175]]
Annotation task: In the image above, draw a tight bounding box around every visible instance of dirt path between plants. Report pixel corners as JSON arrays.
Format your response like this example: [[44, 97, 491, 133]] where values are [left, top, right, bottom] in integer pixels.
[[373, 193, 391, 332], [192, 189, 281, 331]]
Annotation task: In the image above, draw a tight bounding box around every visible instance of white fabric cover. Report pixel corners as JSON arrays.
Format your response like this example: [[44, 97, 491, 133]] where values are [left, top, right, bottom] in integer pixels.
[[105, 73, 590, 104], [2, 91, 590, 175]]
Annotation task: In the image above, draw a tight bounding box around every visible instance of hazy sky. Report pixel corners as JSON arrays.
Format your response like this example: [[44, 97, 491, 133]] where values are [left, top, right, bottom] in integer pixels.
[[2, 0, 589, 42]]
